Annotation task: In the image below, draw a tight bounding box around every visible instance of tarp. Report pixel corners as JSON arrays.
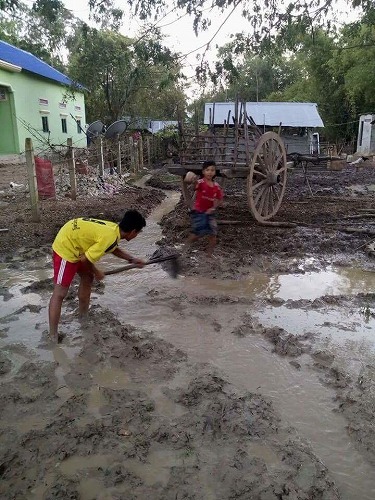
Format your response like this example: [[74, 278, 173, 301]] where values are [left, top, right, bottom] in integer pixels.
[[35, 157, 56, 199]]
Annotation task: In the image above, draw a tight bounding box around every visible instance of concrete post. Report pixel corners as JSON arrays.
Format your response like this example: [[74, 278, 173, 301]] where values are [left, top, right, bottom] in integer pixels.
[[67, 138, 77, 200], [24, 138, 40, 222]]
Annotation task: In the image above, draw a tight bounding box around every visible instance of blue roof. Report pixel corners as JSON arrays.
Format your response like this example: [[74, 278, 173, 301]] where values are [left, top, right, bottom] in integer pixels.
[[0, 40, 76, 87]]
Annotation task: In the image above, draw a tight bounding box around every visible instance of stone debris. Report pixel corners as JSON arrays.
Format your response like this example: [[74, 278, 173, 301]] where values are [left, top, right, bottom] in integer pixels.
[[54, 167, 133, 198], [0, 169, 135, 200]]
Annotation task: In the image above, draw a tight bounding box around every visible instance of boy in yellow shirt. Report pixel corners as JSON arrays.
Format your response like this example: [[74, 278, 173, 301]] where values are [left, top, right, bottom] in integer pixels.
[[49, 209, 146, 342]]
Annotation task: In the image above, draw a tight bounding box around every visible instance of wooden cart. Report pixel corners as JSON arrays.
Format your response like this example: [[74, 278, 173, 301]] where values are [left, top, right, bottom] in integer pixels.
[[167, 101, 290, 223]]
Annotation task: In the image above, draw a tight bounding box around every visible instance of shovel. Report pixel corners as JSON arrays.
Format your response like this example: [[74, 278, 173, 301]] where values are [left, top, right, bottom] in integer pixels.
[[104, 253, 180, 279]]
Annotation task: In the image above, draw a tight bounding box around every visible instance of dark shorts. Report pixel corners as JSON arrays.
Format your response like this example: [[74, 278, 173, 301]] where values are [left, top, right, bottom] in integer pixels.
[[190, 210, 218, 236]]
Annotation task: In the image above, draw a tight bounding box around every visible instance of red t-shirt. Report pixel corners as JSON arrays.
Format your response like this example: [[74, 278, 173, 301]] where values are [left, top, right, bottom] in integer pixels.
[[194, 178, 223, 213]]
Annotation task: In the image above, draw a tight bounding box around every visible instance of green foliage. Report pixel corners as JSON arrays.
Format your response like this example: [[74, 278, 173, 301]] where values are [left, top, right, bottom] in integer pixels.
[[197, 9, 375, 143], [0, 0, 19, 11], [0, 1, 72, 68], [67, 27, 185, 123]]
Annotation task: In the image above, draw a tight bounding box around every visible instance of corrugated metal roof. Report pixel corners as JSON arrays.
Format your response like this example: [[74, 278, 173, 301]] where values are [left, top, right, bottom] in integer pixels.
[[204, 102, 324, 128], [0, 40, 76, 87]]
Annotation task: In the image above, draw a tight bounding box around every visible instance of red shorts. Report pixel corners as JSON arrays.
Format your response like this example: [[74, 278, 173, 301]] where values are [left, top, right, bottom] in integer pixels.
[[53, 251, 82, 288]]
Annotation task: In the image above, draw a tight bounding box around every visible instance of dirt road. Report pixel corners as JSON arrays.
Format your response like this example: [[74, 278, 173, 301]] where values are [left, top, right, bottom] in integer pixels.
[[1, 163, 375, 499]]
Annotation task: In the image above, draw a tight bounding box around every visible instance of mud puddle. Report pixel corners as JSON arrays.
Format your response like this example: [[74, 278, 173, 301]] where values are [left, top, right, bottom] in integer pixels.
[[100, 274, 375, 499], [1, 190, 375, 498]]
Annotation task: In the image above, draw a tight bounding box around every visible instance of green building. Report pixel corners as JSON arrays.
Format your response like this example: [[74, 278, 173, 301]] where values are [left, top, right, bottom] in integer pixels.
[[0, 40, 86, 156]]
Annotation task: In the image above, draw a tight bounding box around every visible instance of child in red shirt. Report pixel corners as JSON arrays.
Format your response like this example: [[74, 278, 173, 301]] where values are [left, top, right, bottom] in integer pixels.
[[184, 160, 223, 255]]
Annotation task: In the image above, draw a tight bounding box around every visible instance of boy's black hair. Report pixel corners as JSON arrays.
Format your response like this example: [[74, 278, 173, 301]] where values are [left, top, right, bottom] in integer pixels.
[[202, 160, 216, 172], [119, 209, 146, 232]]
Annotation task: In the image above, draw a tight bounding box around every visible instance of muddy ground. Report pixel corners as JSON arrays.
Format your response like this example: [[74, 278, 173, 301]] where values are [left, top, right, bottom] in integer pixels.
[[1, 161, 375, 499]]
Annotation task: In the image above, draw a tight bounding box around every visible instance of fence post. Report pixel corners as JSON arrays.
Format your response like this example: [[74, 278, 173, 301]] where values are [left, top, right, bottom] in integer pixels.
[[67, 138, 77, 200], [117, 139, 122, 176], [24, 138, 40, 222], [138, 134, 144, 171], [134, 140, 139, 173], [98, 136, 104, 176], [129, 136, 135, 173], [146, 137, 151, 168]]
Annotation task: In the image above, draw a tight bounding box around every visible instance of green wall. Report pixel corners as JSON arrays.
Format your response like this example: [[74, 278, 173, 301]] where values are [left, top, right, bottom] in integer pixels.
[[0, 67, 86, 154], [0, 84, 18, 154]]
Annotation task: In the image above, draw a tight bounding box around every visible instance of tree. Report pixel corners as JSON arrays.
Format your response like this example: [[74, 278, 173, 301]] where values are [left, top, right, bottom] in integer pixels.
[[208, 41, 303, 103], [67, 26, 185, 123], [334, 8, 375, 116], [89, 0, 367, 48], [0, 0, 73, 68]]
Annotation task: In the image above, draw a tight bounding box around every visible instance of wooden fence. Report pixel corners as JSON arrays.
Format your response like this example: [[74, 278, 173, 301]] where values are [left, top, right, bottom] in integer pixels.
[[24, 133, 168, 222]]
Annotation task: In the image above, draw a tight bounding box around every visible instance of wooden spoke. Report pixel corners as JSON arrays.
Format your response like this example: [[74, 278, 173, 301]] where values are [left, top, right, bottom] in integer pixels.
[[274, 153, 284, 168], [268, 188, 276, 212], [263, 187, 270, 217], [276, 166, 288, 174], [254, 184, 267, 207], [272, 185, 280, 201], [253, 169, 267, 178], [258, 187, 268, 215], [252, 178, 267, 191], [247, 131, 287, 222], [257, 155, 268, 171]]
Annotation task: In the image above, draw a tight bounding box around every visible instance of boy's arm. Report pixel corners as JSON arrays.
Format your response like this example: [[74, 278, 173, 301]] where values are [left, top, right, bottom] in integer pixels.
[[112, 247, 145, 267]]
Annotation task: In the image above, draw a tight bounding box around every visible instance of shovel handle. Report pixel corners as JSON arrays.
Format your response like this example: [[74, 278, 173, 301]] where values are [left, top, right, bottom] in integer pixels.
[[104, 254, 177, 276]]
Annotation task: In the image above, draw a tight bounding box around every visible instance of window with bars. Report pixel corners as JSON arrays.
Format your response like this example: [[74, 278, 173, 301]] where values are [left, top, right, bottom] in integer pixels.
[[76, 119, 82, 134], [42, 116, 49, 133], [61, 118, 67, 133]]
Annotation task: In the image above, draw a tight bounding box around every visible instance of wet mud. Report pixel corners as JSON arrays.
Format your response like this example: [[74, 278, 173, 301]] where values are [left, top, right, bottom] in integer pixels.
[[0, 307, 340, 500], [1, 164, 375, 498]]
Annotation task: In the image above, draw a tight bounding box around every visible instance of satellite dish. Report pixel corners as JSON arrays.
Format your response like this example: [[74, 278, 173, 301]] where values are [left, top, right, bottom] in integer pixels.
[[105, 120, 127, 139], [86, 120, 104, 139]]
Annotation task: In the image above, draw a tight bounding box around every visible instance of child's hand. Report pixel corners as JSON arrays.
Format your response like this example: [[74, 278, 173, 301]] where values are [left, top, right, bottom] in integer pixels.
[[206, 208, 216, 214], [131, 257, 145, 268]]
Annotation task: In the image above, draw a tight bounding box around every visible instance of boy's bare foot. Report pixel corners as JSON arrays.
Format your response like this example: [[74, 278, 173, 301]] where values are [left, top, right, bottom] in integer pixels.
[[49, 332, 66, 343]]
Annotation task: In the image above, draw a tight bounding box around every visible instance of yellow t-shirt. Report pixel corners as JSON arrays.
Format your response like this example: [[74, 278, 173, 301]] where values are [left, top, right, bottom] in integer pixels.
[[52, 218, 121, 263]]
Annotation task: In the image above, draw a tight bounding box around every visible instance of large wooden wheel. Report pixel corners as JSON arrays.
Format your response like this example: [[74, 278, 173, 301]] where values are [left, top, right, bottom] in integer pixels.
[[247, 131, 287, 222]]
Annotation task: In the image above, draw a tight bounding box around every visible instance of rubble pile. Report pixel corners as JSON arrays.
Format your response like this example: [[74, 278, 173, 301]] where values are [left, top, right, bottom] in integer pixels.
[[54, 167, 132, 198]]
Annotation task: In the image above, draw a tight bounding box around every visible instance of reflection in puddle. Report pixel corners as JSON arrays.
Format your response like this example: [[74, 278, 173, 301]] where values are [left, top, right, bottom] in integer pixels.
[[187, 265, 375, 301], [148, 385, 186, 418], [101, 264, 375, 499], [78, 478, 104, 499], [59, 454, 113, 475], [126, 448, 185, 486], [256, 305, 375, 361], [247, 441, 282, 468], [92, 366, 130, 389], [87, 385, 107, 417], [0, 414, 48, 433]]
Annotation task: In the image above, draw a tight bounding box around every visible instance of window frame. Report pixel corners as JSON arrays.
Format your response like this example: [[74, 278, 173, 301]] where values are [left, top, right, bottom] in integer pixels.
[[61, 117, 68, 134], [41, 115, 49, 133]]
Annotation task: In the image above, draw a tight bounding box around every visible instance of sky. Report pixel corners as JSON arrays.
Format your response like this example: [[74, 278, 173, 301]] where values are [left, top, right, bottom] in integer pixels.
[[61, 0, 252, 98], [54, 0, 362, 101]]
